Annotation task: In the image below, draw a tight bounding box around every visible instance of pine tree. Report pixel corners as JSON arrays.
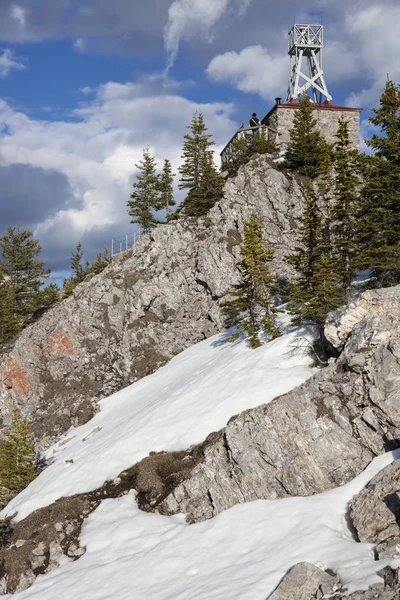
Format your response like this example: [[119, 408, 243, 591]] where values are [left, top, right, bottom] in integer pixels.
[[183, 152, 224, 217], [0, 226, 51, 323], [284, 96, 326, 178], [222, 213, 278, 348], [157, 159, 176, 216], [331, 117, 359, 285], [0, 405, 37, 508], [0, 269, 20, 351], [316, 138, 334, 256], [355, 80, 400, 285], [127, 148, 159, 234], [178, 113, 215, 192]]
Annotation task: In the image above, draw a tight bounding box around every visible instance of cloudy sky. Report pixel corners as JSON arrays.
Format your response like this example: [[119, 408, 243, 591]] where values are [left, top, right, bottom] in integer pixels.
[[0, 0, 398, 282]]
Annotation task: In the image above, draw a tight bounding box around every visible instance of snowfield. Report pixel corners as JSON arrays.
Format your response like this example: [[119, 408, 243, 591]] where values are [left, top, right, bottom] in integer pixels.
[[2, 321, 400, 599]]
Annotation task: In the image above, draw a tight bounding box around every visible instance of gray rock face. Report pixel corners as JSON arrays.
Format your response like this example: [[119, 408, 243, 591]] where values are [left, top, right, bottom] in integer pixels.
[[350, 461, 400, 558], [266, 562, 340, 600], [152, 287, 400, 522], [267, 563, 400, 600], [0, 157, 305, 449]]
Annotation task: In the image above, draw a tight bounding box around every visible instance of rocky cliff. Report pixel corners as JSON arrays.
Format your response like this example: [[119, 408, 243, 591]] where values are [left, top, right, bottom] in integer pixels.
[[0, 157, 305, 449]]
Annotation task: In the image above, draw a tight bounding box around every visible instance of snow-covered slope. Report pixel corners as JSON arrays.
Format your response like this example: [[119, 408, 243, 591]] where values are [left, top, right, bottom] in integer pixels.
[[1, 319, 316, 522], [3, 321, 400, 599]]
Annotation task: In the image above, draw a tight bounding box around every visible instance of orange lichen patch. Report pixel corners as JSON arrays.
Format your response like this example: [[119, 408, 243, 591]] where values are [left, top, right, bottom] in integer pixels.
[[46, 328, 78, 358], [1, 357, 33, 397]]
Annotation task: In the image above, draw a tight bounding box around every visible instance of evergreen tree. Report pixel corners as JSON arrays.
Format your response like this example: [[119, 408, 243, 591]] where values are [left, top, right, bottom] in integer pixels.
[[127, 148, 159, 234], [331, 117, 359, 285], [71, 242, 85, 284], [0, 226, 52, 323], [178, 113, 215, 192], [355, 80, 400, 285], [291, 254, 344, 331], [316, 138, 334, 256], [0, 405, 37, 508], [0, 270, 20, 350], [222, 213, 278, 349], [157, 159, 176, 216], [286, 181, 323, 287], [90, 246, 110, 276], [182, 152, 224, 217], [224, 130, 276, 177], [284, 96, 326, 178]]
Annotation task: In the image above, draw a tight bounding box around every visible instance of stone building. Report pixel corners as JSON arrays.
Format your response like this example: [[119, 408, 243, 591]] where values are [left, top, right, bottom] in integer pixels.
[[261, 99, 362, 150]]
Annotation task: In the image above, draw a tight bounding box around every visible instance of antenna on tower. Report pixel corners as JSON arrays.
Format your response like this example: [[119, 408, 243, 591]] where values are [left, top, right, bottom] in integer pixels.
[[285, 24, 332, 104]]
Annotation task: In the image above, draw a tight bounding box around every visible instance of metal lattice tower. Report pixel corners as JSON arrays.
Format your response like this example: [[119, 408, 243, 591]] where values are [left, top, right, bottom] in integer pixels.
[[285, 24, 332, 104]]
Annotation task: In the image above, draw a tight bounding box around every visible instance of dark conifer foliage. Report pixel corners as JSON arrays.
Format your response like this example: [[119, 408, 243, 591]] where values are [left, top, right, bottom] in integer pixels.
[[157, 159, 176, 216], [286, 181, 323, 287], [0, 226, 55, 324], [331, 117, 359, 285], [70, 242, 85, 284], [222, 213, 278, 349], [0, 405, 37, 509], [178, 113, 224, 216], [284, 96, 326, 178], [355, 79, 400, 285], [178, 113, 215, 192], [183, 152, 224, 217], [0, 269, 20, 350], [224, 130, 276, 177], [127, 147, 159, 234]]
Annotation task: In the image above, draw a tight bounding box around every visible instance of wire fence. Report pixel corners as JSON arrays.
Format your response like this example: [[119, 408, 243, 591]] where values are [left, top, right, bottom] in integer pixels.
[[111, 230, 144, 257]]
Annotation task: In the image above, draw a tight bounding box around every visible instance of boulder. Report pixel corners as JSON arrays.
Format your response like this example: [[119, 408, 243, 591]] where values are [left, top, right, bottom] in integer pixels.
[[350, 461, 400, 557], [266, 562, 340, 599]]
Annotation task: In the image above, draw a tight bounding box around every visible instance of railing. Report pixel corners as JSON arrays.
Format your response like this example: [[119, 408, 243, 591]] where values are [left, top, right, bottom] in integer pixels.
[[220, 125, 278, 167], [111, 230, 145, 257]]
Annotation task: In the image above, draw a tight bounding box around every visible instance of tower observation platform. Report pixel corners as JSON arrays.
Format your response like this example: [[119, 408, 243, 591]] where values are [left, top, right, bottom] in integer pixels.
[[220, 24, 362, 166]]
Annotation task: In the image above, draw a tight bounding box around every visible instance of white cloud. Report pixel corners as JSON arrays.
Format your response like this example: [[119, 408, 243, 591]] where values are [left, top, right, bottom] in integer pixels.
[[207, 45, 287, 100], [164, 0, 252, 69], [0, 48, 26, 78], [10, 4, 25, 27], [0, 82, 236, 268], [344, 4, 400, 107], [73, 38, 86, 52]]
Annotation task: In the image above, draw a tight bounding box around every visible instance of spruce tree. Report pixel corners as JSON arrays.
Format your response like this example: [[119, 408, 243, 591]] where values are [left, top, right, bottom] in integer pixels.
[[287, 181, 323, 287], [127, 147, 159, 234], [157, 159, 176, 216], [224, 130, 276, 177], [0, 270, 20, 351], [90, 246, 110, 276], [222, 213, 278, 348], [355, 80, 400, 285], [292, 254, 344, 331], [331, 117, 359, 285], [71, 242, 85, 284], [0, 226, 52, 323], [284, 96, 326, 178], [178, 113, 215, 192], [0, 405, 37, 508], [183, 152, 224, 217]]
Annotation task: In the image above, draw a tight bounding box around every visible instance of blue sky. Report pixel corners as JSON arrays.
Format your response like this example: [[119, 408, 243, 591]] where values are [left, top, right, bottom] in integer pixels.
[[0, 0, 398, 283]]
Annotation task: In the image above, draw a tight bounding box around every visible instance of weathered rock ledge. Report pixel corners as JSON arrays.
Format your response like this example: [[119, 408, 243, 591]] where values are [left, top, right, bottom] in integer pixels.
[[0, 157, 305, 449]]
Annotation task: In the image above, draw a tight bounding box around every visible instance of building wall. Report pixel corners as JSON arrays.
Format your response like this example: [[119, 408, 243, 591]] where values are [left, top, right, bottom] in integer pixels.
[[265, 105, 361, 150]]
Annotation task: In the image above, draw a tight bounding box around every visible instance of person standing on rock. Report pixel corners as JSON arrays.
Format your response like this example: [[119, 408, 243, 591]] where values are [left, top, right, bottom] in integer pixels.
[[249, 113, 261, 133]]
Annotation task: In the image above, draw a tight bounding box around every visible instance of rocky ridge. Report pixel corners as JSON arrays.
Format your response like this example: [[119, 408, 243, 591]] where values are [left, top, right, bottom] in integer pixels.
[[0, 157, 304, 449]]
